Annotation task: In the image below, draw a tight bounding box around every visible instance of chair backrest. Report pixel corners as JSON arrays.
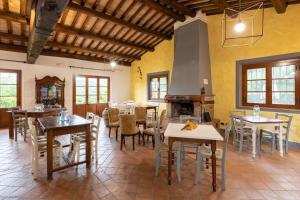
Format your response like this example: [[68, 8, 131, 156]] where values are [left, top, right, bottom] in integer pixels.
[[86, 112, 96, 123], [92, 116, 101, 140], [12, 110, 28, 129], [159, 109, 167, 128], [179, 115, 201, 124], [230, 114, 246, 138], [153, 118, 161, 150], [28, 118, 38, 149], [135, 107, 147, 121], [275, 113, 293, 134], [119, 114, 137, 135], [221, 125, 231, 165], [108, 108, 119, 123]]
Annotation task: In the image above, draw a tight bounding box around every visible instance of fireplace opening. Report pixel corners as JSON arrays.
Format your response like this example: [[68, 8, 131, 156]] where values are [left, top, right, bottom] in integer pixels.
[[171, 102, 194, 117]]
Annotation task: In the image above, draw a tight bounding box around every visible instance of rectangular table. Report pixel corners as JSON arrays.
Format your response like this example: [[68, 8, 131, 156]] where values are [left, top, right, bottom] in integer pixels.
[[242, 116, 288, 158], [7, 108, 65, 139], [164, 123, 223, 191], [38, 115, 92, 179]]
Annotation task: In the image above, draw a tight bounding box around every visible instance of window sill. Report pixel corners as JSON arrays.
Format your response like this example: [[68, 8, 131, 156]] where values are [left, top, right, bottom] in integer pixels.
[[237, 105, 300, 114]]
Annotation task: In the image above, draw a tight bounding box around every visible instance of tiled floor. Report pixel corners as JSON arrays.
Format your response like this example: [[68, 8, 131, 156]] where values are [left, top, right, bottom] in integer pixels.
[[0, 121, 300, 200]]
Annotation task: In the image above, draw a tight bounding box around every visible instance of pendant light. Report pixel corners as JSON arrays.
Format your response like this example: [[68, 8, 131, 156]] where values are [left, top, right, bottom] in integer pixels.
[[234, 0, 246, 33]]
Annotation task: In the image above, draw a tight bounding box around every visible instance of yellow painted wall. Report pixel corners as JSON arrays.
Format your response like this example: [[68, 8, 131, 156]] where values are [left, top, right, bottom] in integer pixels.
[[131, 38, 174, 111], [131, 4, 300, 142], [208, 4, 300, 142]]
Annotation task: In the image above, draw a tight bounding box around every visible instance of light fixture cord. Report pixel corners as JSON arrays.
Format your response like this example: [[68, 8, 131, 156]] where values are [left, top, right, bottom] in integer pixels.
[[238, 0, 242, 20]]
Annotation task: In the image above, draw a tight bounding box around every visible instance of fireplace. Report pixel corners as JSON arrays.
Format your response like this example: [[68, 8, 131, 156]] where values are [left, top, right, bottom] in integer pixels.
[[171, 102, 194, 117], [165, 95, 214, 121]]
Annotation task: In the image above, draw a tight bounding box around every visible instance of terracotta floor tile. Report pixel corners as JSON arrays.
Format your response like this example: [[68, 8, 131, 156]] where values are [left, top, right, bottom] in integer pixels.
[[0, 120, 300, 200]]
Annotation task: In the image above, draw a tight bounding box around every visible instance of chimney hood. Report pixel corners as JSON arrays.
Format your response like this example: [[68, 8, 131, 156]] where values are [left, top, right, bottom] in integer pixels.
[[167, 19, 212, 97]]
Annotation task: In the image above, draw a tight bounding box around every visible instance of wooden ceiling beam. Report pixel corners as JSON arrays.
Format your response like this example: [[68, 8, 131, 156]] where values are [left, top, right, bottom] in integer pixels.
[[0, 11, 153, 52], [0, 32, 138, 61], [27, 0, 70, 64], [0, 10, 27, 24], [67, 2, 171, 40], [46, 41, 140, 60], [210, 0, 237, 15], [270, 0, 287, 13], [0, 43, 131, 66], [159, 0, 196, 17], [137, 0, 186, 21], [41, 50, 132, 66], [55, 24, 154, 52]]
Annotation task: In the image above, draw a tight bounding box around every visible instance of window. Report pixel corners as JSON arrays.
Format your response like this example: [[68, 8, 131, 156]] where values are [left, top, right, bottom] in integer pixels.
[[0, 69, 21, 108], [242, 59, 300, 109], [74, 75, 110, 105], [148, 72, 169, 101]]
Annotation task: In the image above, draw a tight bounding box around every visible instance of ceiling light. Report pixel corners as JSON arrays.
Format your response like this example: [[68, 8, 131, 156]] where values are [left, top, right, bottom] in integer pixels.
[[110, 61, 117, 68], [234, 19, 246, 33]]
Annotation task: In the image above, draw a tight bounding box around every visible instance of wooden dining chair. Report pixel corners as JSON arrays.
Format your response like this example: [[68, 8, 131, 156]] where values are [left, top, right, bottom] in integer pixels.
[[260, 113, 293, 154], [143, 109, 167, 148], [107, 108, 120, 140], [72, 116, 101, 163], [229, 110, 249, 145], [230, 114, 254, 153], [135, 107, 147, 129], [29, 118, 63, 179], [12, 110, 28, 141], [195, 125, 231, 191], [153, 118, 181, 181], [119, 115, 140, 151]]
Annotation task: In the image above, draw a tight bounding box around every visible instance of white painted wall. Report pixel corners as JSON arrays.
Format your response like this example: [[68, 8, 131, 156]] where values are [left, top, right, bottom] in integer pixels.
[[0, 50, 131, 113]]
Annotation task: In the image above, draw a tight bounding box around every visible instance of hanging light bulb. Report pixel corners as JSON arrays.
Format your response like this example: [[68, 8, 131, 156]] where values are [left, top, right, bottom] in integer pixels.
[[234, 18, 246, 33], [110, 60, 117, 68]]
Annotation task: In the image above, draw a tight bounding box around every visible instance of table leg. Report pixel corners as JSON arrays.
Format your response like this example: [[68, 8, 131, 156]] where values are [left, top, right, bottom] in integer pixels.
[[279, 124, 283, 157], [86, 125, 91, 168], [211, 141, 217, 192], [251, 126, 257, 158], [47, 130, 53, 179], [168, 138, 174, 185], [154, 107, 157, 120], [8, 113, 13, 139]]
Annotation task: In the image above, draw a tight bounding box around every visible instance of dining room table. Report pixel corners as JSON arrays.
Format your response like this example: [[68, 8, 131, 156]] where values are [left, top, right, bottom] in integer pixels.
[[37, 114, 92, 179], [7, 107, 65, 139], [242, 115, 288, 158], [164, 123, 223, 192]]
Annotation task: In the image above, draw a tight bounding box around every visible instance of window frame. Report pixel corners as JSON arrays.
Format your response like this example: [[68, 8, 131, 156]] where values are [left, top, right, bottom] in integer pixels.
[[73, 75, 110, 105], [242, 59, 300, 109], [147, 71, 169, 101], [0, 69, 21, 109]]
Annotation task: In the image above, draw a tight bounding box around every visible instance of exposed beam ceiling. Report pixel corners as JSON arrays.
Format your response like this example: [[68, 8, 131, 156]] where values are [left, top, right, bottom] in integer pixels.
[[0, 43, 131, 66], [0, 10, 27, 24], [68, 2, 171, 40], [159, 0, 196, 17], [210, 0, 235, 15], [0, 11, 154, 52], [27, 0, 70, 64], [137, 0, 186, 21], [55, 24, 154, 52], [0, 32, 138, 61], [270, 0, 287, 13]]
